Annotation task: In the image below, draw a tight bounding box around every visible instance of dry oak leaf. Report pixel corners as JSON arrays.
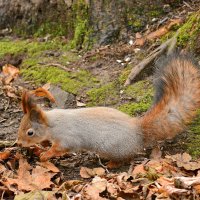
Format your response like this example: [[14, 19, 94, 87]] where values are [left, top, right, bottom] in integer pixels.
[[0, 163, 6, 173], [80, 167, 105, 178], [160, 185, 189, 196], [0, 150, 11, 160], [58, 180, 83, 191], [14, 190, 56, 200], [38, 161, 60, 173], [168, 153, 200, 171], [83, 177, 108, 200], [193, 185, 200, 194], [2, 64, 19, 84], [132, 164, 146, 177], [4, 157, 55, 191]]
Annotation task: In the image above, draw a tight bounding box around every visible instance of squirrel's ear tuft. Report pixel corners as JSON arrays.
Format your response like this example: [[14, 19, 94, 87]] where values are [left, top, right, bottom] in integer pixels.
[[21, 91, 36, 114], [22, 91, 48, 125]]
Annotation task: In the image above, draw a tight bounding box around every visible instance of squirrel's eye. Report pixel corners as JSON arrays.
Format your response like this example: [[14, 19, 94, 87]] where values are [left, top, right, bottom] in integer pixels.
[[26, 129, 35, 137]]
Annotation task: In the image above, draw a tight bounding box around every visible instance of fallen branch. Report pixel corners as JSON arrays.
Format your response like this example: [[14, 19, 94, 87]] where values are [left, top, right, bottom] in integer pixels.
[[124, 31, 179, 86]]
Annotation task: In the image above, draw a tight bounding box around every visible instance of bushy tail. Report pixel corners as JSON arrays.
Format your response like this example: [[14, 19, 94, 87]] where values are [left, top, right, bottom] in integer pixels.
[[141, 53, 200, 146]]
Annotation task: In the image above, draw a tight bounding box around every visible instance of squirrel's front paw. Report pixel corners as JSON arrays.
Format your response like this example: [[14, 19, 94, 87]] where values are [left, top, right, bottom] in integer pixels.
[[40, 152, 50, 162]]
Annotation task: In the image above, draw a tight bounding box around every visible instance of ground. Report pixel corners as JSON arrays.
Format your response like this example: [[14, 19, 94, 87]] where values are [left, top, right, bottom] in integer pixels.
[[1, 1, 200, 199]]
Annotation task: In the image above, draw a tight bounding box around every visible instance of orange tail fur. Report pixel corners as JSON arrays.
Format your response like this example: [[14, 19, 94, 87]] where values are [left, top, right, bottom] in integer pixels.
[[141, 53, 200, 146]]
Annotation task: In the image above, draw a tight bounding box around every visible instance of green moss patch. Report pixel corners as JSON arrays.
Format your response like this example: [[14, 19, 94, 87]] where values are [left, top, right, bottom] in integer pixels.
[[118, 102, 150, 116], [177, 12, 200, 47], [87, 82, 119, 106], [123, 80, 153, 102], [21, 66, 96, 95], [186, 111, 200, 158], [0, 39, 27, 58]]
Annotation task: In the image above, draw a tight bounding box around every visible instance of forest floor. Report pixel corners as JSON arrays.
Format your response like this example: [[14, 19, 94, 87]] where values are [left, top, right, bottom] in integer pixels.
[[1, 0, 200, 199]]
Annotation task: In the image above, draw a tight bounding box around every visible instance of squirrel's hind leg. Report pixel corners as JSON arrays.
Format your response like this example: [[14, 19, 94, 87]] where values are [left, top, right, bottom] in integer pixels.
[[106, 160, 125, 169]]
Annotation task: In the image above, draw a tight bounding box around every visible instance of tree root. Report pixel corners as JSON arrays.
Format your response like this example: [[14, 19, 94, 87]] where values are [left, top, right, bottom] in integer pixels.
[[124, 31, 179, 86]]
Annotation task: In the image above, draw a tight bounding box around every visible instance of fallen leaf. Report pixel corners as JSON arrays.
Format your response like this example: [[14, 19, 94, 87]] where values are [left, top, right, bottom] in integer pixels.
[[132, 164, 146, 177], [156, 176, 174, 187], [4, 157, 55, 191], [2, 64, 19, 84], [0, 150, 11, 160], [80, 167, 105, 178], [107, 182, 119, 198], [0, 163, 6, 173], [93, 167, 106, 176], [59, 180, 83, 191], [38, 161, 60, 173], [168, 153, 200, 171], [193, 185, 200, 194], [83, 177, 108, 200], [14, 190, 56, 200]]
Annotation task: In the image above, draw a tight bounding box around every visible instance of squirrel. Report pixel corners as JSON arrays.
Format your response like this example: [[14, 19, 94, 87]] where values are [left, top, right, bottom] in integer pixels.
[[17, 53, 200, 165]]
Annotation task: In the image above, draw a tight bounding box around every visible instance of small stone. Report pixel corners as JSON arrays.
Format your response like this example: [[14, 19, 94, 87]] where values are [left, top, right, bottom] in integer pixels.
[[128, 39, 134, 45], [133, 48, 141, 53], [116, 60, 122, 63], [124, 56, 131, 62], [152, 18, 158, 22]]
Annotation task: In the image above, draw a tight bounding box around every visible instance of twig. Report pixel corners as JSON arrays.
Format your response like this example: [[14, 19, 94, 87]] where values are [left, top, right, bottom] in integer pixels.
[[0, 119, 6, 123], [38, 62, 73, 72], [124, 31, 179, 86], [183, 1, 194, 10], [96, 154, 110, 174], [0, 140, 16, 148]]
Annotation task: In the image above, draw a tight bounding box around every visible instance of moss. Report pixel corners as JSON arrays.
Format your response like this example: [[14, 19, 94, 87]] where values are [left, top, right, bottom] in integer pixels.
[[118, 66, 132, 85], [21, 66, 96, 94], [118, 102, 150, 116], [117, 80, 153, 116], [186, 111, 200, 158], [87, 82, 119, 106], [124, 80, 153, 102], [0, 38, 90, 94], [34, 22, 67, 37], [0, 39, 27, 58], [177, 12, 200, 47], [69, 0, 92, 49], [147, 9, 163, 18]]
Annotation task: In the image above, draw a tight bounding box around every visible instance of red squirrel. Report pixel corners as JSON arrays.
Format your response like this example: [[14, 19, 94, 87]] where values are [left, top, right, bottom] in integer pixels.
[[17, 54, 200, 164]]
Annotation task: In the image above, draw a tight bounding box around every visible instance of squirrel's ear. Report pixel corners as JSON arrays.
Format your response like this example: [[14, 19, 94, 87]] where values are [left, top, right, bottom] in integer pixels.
[[22, 91, 36, 114], [30, 108, 48, 125]]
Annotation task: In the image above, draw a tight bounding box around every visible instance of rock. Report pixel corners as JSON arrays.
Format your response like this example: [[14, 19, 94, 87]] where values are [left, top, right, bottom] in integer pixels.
[[48, 85, 76, 109]]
